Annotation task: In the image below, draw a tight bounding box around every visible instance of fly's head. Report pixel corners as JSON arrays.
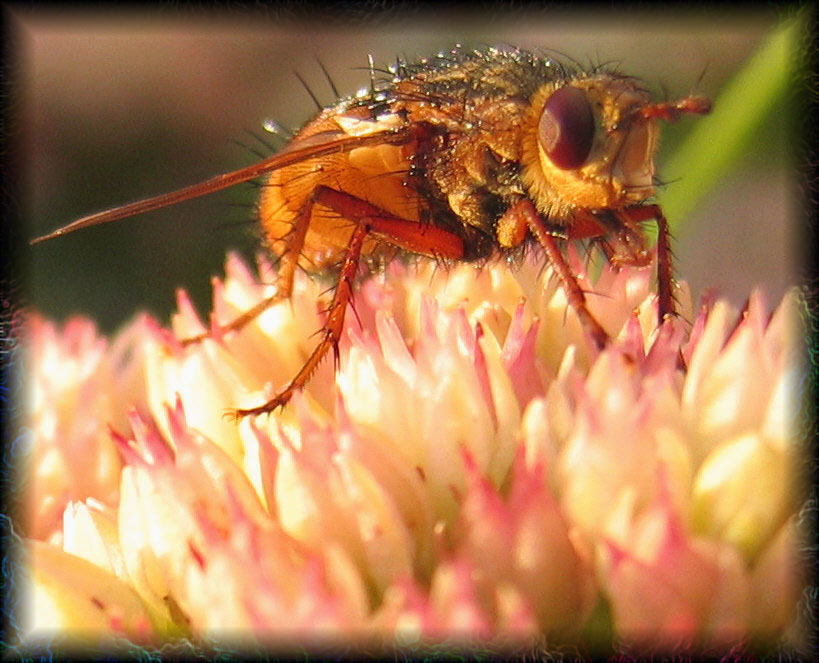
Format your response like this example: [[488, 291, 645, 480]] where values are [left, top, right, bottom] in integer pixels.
[[521, 72, 710, 219]]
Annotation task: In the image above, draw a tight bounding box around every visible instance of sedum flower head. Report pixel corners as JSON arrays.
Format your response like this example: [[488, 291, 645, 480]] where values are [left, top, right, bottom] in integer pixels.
[[23, 252, 806, 653]]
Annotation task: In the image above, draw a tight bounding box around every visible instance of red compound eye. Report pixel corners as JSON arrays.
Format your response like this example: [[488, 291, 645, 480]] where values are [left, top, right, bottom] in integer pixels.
[[538, 86, 595, 170]]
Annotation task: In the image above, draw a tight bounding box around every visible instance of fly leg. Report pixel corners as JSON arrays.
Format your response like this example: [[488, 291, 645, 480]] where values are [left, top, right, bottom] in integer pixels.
[[229, 185, 464, 419], [617, 204, 676, 325], [505, 198, 609, 349], [229, 217, 367, 419], [178, 202, 311, 347]]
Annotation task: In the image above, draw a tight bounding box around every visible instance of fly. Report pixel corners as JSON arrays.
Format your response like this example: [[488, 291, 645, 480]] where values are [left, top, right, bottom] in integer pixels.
[[31, 46, 711, 419]]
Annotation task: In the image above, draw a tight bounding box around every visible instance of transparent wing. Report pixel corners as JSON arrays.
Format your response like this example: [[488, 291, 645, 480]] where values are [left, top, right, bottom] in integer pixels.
[[31, 126, 413, 245]]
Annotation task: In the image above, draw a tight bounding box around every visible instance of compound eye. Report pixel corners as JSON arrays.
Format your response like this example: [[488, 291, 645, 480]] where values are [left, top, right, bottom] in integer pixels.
[[538, 86, 596, 170]]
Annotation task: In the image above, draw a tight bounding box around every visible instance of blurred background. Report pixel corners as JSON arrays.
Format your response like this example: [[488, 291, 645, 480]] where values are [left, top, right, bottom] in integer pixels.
[[14, 7, 800, 334]]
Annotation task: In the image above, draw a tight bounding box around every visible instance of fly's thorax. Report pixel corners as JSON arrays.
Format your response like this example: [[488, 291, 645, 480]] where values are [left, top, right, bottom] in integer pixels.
[[391, 93, 532, 244], [521, 73, 661, 221]]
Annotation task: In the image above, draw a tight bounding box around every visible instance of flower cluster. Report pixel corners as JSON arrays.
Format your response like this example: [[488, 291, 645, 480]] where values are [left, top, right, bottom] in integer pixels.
[[24, 252, 805, 652]]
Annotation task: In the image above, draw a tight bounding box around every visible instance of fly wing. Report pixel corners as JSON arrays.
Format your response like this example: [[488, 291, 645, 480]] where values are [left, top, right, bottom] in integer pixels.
[[30, 126, 414, 245]]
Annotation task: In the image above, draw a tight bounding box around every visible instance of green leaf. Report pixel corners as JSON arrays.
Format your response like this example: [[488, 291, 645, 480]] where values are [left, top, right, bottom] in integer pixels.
[[658, 14, 803, 233]]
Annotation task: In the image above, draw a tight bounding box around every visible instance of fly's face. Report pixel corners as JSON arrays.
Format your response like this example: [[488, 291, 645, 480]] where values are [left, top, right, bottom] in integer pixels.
[[523, 74, 663, 216]]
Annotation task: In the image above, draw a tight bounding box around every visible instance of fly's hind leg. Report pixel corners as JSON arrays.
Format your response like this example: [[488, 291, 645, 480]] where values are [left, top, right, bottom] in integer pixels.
[[229, 185, 465, 420], [177, 292, 283, 347], [230, 218, 367, 419], [177, 202, 311, 347]]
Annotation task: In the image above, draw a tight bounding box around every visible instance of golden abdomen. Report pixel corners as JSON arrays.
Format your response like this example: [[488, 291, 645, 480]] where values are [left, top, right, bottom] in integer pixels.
[[258, 111, 421, 270]]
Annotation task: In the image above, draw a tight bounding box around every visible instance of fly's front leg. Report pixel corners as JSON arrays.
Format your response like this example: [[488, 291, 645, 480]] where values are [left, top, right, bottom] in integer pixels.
[[617, 204, 675, 325], [507, 199, 609, 349], [230, 185, 465, 420]]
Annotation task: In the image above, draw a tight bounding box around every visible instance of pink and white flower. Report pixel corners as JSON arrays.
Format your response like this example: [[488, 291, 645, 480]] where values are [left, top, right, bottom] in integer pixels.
[[23, 252, 806, 652]]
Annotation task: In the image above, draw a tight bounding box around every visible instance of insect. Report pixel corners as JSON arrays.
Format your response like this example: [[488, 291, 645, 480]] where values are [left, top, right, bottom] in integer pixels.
[[31, 46, 710, 419]]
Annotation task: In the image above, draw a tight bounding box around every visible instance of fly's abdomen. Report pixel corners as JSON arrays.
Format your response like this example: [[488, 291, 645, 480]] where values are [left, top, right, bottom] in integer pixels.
[[258, 109, 424, 269]]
